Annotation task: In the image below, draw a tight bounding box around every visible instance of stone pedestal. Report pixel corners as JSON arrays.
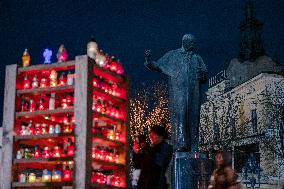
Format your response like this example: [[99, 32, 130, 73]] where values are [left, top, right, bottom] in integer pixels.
[[172, 152, 212, 189]]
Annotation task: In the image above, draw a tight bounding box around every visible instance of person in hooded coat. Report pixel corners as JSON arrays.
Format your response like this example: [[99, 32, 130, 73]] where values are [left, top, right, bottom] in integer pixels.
[[132, 125, 173, 189]]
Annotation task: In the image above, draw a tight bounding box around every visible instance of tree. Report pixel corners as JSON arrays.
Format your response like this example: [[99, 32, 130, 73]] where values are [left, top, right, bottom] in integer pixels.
[[257, 79, 284, 186], [129, 81, 170, 142]]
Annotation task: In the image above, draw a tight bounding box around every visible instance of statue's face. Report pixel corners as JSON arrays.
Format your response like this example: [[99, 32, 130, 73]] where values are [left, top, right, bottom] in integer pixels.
[[182, 34, 196, 52]]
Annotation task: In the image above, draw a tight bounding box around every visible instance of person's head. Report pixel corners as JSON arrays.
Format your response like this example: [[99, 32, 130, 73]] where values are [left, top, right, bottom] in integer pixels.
[[149, 125, 167, 145], [215, 150, 231, 168], [182, 34, 196, 52]]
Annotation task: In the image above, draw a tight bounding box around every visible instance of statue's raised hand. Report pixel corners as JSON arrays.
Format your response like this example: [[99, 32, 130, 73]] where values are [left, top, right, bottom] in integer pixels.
[[145, 49, 151, 62]]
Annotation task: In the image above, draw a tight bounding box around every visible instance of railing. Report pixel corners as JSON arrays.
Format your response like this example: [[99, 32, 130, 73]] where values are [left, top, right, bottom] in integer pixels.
[[209, 70, 227, 88]]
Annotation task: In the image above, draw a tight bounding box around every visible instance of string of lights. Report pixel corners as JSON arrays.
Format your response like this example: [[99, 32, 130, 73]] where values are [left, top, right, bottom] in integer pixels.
[[129, 82, 170, 142]]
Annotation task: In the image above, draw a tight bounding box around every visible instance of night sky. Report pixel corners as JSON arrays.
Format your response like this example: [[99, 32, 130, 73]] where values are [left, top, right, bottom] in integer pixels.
[[0, 0, 283, 124]]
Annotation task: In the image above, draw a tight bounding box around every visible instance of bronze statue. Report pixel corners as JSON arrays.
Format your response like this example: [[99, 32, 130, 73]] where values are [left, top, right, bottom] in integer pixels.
[[145, 34, 207, 152]]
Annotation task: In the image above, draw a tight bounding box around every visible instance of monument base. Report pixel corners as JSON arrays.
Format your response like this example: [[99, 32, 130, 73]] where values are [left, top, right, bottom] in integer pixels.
[[172, 152, 212, 189]]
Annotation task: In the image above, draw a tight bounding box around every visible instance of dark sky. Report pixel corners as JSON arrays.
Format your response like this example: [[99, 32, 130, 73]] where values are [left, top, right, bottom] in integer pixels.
[[0, 0, 283, 123]]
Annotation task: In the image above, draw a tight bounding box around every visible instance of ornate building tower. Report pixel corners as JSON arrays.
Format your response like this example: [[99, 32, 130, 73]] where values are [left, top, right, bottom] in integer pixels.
[[239, 0, 265, 61]]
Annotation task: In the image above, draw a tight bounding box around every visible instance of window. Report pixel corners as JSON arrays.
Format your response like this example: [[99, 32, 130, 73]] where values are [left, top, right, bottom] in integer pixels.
[[234, 143, 260, 172], [250, 103, 257, 133]]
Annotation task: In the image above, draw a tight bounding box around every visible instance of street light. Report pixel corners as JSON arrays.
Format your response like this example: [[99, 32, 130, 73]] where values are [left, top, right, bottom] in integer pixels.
[[242, 153, 262, 189]]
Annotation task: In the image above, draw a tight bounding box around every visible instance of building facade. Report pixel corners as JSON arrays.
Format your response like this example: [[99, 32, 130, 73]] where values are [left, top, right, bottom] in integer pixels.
[[200, 64, 284, 188], [200, 1, 284, 188]]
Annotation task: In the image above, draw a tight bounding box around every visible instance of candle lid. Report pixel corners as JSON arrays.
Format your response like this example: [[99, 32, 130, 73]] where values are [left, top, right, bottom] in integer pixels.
[[23, 48, 29, 56]]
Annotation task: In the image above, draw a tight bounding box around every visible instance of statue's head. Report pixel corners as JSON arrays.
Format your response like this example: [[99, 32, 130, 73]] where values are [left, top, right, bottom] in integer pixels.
[[182, 34, 196, 52]]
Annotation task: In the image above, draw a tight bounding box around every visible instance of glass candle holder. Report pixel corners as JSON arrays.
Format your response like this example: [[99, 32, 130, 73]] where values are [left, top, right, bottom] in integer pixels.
[[29, 99, 36, 112], [22, 48, 30, 67], [52, 146, 61, 158], [43, 49, 52, 64], [42, 169, 52, 182], [20, 125, 28, 136], [57, 44, 68, 62], [92, 172, 106, 184], [41, 123, 48, 134], [49, 93, 56, 110], [116, 64, 124, 75], [66, 95, 72, 106], [92, 148, 99, 159], [110, 61, 118, 72], [42, 147, 51, 158], [67, 145, 74, 157], [63, 116, 69, 125], [28, 173, 36, 183], [18, 173, 26, 183], [61, 98, 68, 109], [111, 175, 121, 187], [32, 75, 39, 88], [34, 146, 41, 158], [106, 153, 113, 162], [58, 73, 67, 86], [38, 98, 45, 110], [49, 70, 58, 87], [87, 39, 98, 59], [50, 70, 57, 80], [100, 150, 107, 161], [95, 103, 103, 113], [16, 150, 23, 159], [23, 148, 29, 159], [49, 125, 54, 134], [35, 124, 42, 135], [27, 121, 34, 135], [23, 75, 31, 89], [67, 72, 74, 85], [105, 105, 111, 116], [40, 77, 48, 88], [21, 100, 28, 112], [52, 170, 62, 182], [114, 153, 119, 163], [107, 130, 114, 140], [91, 172, 97, 183], [109, 107, 116, 118], [115, 132, 121, 141], [71, 116, 75, 124], [50, 80, 57, 87], [63, 125, 72, 133], [63, 166, 72, 182], [50, 116, 56, 122], [93, 78, 99, 88], [55, 124, 61, 134], [97, 173, 107, 184]]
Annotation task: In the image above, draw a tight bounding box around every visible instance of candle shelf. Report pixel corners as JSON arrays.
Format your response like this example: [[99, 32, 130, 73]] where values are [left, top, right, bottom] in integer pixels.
[[16, 108, 74, 118], [91, 183, 125, 189], [94, 112, 125, 123], [2, 54, 128, 188], [92, 159, 125, 169], [15, 132, 74, 141], [93, 88, 126, 104], [14, 157, 73, 164], [18, 60, 75, 73], [12, 181, 73, 188], [17, 85, 74, 95], [91, 60, 125, 83], [92, 135, 125, 147]]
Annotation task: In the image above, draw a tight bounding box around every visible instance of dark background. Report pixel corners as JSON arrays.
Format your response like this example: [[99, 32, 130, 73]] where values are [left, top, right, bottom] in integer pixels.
[[0, 0, 283, 125]]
